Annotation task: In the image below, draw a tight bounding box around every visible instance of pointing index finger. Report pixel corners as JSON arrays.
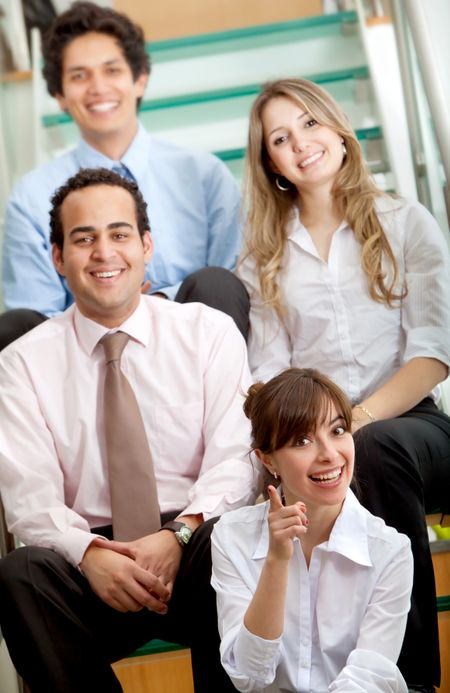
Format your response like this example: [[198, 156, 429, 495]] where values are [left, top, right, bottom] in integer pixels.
[[268, 484, 283, 511]]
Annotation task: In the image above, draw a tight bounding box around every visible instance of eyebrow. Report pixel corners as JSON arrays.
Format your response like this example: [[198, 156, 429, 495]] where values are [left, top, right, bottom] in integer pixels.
[[267, 111, 307, 137], [66, 58, 123, 73], [330, 414, 345, 425], [68, 222, 133, 237]]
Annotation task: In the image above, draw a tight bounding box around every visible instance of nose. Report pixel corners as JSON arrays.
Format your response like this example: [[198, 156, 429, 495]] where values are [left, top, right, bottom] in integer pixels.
[[317, 437, 340, 464], [91, 236, 116, 260], [292, 130, 310, 153], [86, 71, 107, 94]]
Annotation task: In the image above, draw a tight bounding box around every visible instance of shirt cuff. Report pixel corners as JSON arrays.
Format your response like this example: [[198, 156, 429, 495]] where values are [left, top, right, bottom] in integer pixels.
[[154, 282, 181, 301], [233, 623, 281, 683], [49, 527, 103, 567], [329, 648, 408, 692]]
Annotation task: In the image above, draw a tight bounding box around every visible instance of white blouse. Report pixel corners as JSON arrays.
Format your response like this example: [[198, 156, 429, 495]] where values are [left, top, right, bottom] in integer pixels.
[[211, 490, 413, 693], [237, 196, 450, 402]]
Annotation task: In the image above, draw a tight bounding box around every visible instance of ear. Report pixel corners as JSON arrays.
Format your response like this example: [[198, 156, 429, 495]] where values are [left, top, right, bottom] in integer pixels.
[[142, 230, 153, 263], [52, 244, 66, 277], [135, 71, 148, 99], [255, 449, 278, 477], [270, 163, 280, 174], [55, 93, 69, 114]]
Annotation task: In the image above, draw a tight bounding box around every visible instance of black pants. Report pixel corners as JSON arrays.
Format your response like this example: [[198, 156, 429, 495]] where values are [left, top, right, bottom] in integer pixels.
[[354, 397, 450, 688], [0, 517, 236, 693], [0, 267, 249, 351]]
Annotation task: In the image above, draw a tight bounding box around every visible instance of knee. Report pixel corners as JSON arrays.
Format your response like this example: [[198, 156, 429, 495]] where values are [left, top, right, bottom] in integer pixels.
[[354, 420, 392, 457], [179, 267, 248, 301], [0, 309, 47, 351], [176, 268, 249, 339], [0, 546, 65, 593], [354, 419, 421, 486]]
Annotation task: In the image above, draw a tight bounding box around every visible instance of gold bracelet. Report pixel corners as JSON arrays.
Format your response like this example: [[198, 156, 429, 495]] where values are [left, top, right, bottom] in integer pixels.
[[354, 405, 376, 422]]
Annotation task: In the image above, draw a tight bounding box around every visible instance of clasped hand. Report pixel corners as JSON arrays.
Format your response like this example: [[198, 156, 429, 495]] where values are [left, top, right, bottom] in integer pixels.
[[80, 530, 183, 613], [267, 485, 308, 562]]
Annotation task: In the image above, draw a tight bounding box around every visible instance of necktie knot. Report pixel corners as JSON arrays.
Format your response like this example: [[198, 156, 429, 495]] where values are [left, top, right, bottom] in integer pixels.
[[111, 163, 135, 182], [101, 331, 130, 364]]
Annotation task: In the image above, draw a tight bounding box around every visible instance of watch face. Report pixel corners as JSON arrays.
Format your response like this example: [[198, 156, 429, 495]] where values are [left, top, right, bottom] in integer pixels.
[[177, 525, 192, 544]]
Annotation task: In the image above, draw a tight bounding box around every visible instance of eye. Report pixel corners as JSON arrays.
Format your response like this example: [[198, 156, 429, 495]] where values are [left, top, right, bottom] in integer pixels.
[[305, 118, 318, 128], [70, 71, 85, 82], [107, 66, 121, 75], [74, 236, 94, 245], [113, 232, 128, 241], [333, 425, 346, 436], [273, 134, 288, 146], [294, 436, 310, 447]]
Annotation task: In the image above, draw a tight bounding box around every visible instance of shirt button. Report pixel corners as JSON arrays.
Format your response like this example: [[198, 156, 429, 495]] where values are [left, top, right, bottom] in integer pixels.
[[301, 659, 309, 668]]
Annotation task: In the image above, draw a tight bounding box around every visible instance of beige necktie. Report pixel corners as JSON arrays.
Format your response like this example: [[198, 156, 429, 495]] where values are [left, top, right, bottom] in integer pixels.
[[101, 331, 160, 541]]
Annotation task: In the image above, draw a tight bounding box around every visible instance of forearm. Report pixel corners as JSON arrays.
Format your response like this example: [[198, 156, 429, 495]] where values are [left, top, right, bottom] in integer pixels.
[[244, 556, 289, 640], [353, 356, 448, 428]]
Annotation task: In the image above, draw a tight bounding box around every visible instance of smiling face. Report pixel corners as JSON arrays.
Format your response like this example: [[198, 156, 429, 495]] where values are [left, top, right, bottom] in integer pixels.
[[55, 32, 147, 155], [261, 96, 345, 195], [52, 184, 152, 327], [260, 402, 354, 512]]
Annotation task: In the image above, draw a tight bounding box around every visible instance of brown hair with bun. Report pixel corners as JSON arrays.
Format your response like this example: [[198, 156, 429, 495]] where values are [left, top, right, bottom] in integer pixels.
[[244, 368, 352, 455]]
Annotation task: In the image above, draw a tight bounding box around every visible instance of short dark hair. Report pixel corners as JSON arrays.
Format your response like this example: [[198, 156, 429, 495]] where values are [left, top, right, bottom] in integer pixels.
[[49, 167, 150, 250], [244, 368, 353, 454], [42, 1, 150, 97]]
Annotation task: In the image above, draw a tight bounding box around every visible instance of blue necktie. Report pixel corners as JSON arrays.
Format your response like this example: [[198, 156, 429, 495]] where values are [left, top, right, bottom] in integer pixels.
[[111, 163, 135, 182]]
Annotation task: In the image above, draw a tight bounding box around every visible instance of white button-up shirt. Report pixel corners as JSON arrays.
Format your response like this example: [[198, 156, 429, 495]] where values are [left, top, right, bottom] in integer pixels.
[[238, 196, 450, 401], [211, 490, 412, 693], [0, 297, 256, 566]]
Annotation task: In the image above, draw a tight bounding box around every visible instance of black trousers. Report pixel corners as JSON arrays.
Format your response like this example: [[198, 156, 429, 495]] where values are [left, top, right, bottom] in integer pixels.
[[354, 397, 450, 688], [0, 517, 236, 693], [0, 267, 249, 351]]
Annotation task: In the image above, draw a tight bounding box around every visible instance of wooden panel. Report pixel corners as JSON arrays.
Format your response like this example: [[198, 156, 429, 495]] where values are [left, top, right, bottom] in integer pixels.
[[112, 649, 194, 693], [437, 612, 449, 693], [433, 551, 450, 693], [113, 0, 323, 41]]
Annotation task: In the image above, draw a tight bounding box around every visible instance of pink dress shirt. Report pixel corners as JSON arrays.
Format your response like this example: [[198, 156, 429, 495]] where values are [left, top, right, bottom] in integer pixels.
[[0, 297, 257, 566]]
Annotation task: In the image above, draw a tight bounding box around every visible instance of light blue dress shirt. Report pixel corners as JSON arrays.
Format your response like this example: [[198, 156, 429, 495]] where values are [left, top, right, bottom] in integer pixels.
[[2, 124, 241, 314]]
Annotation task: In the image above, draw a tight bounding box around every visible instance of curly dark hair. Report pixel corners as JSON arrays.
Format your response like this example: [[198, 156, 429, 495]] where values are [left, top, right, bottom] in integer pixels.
[[49, 167, 150, 249], [42, 1, 150, 98]]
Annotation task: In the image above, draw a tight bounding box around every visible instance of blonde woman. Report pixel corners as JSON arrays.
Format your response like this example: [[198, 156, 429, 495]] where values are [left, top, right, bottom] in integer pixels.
[[212, 368, 413, 693], [237, 78, 450, 693]]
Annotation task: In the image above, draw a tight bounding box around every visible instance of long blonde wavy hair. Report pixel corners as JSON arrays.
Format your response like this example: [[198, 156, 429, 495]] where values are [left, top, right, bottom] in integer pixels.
[[241, 78, 405, 314]]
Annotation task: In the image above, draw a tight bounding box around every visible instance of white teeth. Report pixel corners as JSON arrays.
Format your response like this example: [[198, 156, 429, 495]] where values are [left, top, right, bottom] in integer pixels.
[[89, 102, 117, 112], [311, 468, 342, 482], [300, 152, 323, 168], [94, 270, 121, 278]]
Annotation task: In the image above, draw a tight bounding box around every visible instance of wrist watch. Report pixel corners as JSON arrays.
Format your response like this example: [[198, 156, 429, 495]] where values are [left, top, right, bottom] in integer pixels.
[[159, 521, 193, 547]]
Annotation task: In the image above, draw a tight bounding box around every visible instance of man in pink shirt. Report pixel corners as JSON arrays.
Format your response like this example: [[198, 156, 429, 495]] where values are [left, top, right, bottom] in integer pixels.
[[0, 168, 256, 692]]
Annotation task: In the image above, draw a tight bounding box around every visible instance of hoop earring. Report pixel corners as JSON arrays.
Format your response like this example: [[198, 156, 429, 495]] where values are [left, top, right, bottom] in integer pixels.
[[275, 175, 290, 192]]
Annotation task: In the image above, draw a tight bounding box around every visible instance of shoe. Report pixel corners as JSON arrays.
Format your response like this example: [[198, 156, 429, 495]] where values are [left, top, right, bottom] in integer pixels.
[[408, 686, 436, 693]]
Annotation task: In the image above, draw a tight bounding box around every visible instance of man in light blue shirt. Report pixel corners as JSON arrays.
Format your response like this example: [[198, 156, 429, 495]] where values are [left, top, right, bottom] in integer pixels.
[[1, 2, 247, 347]]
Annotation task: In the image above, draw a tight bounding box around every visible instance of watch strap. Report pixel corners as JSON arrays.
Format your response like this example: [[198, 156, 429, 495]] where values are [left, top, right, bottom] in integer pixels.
[[159, 520, 193, 547]]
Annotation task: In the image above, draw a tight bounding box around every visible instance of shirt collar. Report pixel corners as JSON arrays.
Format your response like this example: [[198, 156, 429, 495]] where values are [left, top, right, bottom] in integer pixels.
[[286, 194, 403, 243], [321, 489, 372, 566], [73, 296, 151, 356], [75, 122, 152, 182], [373, 193, 404, 214], [252, 489, 372, 567], [287, 207, 349, 255]]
